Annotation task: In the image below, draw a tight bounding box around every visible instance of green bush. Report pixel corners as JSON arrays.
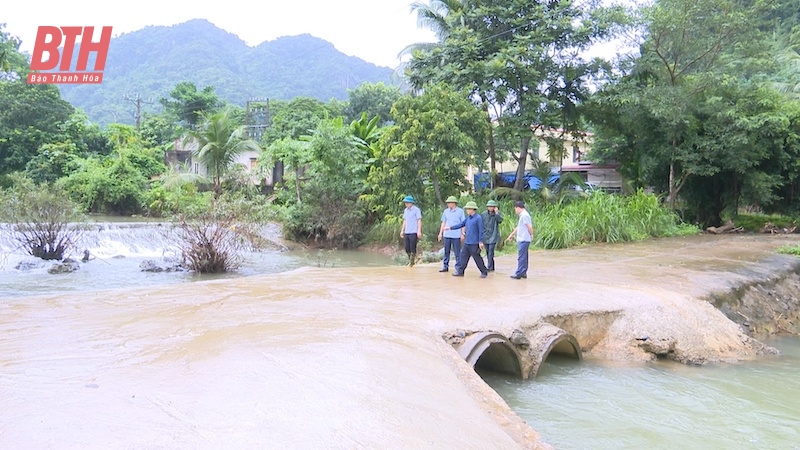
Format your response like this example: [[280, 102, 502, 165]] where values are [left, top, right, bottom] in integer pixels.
[[58, 155, 149, 215], [531, 190, 698, 249], [145, 182, 213, 218], [777, 244, 800, 256]]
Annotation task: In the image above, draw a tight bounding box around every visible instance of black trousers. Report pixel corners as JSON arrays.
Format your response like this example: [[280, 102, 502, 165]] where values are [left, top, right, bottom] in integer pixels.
[[403, 233, 419, 254], [456, 243, 488, 275], [485, 243, 497, 270]]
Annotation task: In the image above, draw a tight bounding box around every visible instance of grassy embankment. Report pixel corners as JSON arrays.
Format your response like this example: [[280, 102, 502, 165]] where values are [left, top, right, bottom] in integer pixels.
[[365, 191, 700, 264]]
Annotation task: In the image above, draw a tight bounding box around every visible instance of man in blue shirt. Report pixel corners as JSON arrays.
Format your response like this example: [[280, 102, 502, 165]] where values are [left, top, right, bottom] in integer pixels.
[[437, 196, 465, 272], [444, 201, 489, 278], [400, 195, 422, 266]]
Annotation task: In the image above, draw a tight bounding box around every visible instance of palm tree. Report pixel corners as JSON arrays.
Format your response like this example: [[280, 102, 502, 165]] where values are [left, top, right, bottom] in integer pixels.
[[185, 107, 261, 198]]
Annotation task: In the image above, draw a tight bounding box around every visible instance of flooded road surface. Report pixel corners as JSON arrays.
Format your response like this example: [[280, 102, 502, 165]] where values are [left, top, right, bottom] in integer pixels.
[[2, 234, 800, 448]]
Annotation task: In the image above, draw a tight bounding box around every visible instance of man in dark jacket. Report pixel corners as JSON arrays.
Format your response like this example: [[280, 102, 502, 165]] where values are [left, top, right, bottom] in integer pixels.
[[480, 200, 503, 271], [445, 201, 489, 278]]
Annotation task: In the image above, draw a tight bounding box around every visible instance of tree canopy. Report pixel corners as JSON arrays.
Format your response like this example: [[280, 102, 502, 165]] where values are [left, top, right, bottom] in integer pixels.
[[405, 0, 628, 190]]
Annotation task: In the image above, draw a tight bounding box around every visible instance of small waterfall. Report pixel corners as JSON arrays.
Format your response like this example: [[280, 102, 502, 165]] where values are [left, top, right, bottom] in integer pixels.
[[0, 221, 287, 270], [79, 222, 178, 258]]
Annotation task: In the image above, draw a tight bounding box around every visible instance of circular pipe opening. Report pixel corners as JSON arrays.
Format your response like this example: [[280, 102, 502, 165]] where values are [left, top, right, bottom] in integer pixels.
[[474, 342, 523, 378]]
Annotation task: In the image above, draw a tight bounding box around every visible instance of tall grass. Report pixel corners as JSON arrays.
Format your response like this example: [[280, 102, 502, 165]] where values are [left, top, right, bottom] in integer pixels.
[[364, 207, 443, 252], [532, 190, 698, 249], [364, 190, 698, 251]]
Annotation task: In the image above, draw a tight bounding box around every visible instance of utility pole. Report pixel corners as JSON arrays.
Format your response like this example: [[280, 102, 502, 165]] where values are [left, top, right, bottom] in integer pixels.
[[123, 93, 155, 131]]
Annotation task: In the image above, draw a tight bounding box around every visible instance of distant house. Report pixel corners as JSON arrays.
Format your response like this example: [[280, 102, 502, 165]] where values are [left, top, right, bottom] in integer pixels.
[[469, 127, 623, 192], [166, 137, 265, 186], [163, 98, 278, 191]]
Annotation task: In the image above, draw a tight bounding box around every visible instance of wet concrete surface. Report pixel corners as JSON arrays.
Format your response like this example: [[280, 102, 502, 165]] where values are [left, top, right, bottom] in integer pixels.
[[2, 234, 800, 449]]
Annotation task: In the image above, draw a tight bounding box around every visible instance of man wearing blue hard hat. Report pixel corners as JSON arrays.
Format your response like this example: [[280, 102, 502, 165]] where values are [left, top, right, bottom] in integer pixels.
[[399, 195, 422, 266]]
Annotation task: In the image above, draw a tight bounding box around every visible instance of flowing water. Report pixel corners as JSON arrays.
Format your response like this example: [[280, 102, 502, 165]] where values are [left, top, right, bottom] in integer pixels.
[[482, 336, 800, 450], [2, 226, 799, 448], [0, 221, 392, 298]]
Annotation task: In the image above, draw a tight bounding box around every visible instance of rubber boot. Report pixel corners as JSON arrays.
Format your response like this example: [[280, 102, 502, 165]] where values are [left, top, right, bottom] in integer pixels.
[[406, 253, 413, 266], [410, 252, 417, 267]]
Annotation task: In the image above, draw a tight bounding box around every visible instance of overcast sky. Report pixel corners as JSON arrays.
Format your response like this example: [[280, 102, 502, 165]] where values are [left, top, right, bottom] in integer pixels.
[[3, 0, 439, 69]]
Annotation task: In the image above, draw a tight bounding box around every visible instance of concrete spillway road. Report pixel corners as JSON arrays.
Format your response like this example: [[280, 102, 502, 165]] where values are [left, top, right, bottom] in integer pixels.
[[1, 234, 799, 449]]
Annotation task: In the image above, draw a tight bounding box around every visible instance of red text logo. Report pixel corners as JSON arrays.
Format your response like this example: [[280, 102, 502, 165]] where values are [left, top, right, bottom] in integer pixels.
[[27, 26, 112, 85]]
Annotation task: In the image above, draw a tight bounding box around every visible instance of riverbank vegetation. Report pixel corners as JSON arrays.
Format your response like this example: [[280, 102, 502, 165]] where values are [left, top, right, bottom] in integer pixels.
[[2, 0, 800, 268]]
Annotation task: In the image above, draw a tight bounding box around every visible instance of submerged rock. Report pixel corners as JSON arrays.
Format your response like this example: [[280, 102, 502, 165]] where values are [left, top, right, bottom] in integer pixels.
[[139, 259, 185, 273], [15, 260, 46, 271], [48, 260, 80, 274]]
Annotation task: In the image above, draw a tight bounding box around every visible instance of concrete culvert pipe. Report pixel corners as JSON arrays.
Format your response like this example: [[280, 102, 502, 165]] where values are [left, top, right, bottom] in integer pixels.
[[457, 332, 524, 379], [525, 323, 582, 378]]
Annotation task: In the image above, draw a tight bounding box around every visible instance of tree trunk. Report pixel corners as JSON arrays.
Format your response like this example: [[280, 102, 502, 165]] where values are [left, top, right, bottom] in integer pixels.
[[295, 167, 302, 203], [668, 159, 676, 210], [431, 169, 443, 207], [513, 137, 531, 192], [481, 97, 497, 189]]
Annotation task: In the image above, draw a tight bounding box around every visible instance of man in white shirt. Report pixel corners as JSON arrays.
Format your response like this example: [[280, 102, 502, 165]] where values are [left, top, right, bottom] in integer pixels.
[[506, 201, 533, 279]]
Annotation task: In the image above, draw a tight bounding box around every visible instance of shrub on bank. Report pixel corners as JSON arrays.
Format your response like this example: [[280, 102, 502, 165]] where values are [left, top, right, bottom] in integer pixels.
[[364, 190, 698, 254], [0, 174, 86, 260], [532, 190, 699, 249]]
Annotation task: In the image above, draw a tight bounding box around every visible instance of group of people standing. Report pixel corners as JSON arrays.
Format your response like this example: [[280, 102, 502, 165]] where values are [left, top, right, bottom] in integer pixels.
[[399, 195, 533, 279]]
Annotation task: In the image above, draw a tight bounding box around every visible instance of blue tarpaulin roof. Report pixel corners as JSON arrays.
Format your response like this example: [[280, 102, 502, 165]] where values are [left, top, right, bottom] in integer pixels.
[[474, 171, 559, 191]]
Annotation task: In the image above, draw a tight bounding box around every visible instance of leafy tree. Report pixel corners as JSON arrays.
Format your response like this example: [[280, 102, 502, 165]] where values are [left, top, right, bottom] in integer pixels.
[[363, 84, 488, 218], [24, 142, 81, 184], [586, 0, 786, 224], [160, 81, 221, 129], [262, 97, 330, 187], [344, 82, 402, 125], [349, 112, 383, 154], [185, 107, 261, 198], [58, 154, 150, 215], [0, 82, 75, 174], [282, 117, 370, 247], [0, 23, 26, 77], [265, 97, 329, 142], [262, 138, 311, 203], [62, 111, 113, 156], [57, 124, 167, 215], [140, 112, 182, 148], [406, 0, 626, 190]]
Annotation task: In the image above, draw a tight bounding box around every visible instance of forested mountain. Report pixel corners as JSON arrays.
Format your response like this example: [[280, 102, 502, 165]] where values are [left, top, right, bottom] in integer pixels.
[[56, 19, 396, 126]]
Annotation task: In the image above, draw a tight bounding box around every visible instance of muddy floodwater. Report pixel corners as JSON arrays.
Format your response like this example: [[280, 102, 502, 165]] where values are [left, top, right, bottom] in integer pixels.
[[2, 230, 800, 448]]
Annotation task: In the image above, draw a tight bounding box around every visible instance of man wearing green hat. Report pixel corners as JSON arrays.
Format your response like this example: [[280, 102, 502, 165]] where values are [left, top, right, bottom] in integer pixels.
[[481, 200, 504, 271], [444, 201, 489, 278], [437, 195, 465, 272], [400, 195, 422, 266]]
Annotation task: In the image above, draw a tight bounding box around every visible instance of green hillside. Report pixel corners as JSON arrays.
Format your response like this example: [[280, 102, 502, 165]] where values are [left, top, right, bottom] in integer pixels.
[[56, 19, 396, 127]]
